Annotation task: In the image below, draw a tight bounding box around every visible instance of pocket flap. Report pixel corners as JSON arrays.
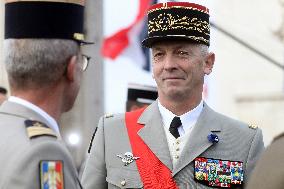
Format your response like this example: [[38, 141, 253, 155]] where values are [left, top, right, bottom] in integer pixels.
[[106, 167, 143, 188]]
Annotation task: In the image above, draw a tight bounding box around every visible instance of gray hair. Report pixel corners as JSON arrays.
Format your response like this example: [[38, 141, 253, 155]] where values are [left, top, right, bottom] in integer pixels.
[[4, 39, 79, 90], [199, 44, 209, 57]]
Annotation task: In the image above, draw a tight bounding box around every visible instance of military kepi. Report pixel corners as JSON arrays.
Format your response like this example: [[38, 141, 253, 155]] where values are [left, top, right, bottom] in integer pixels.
[[127, 83, 158, 104], [4, 0, 90, 44], [142, 2, 210, 48]]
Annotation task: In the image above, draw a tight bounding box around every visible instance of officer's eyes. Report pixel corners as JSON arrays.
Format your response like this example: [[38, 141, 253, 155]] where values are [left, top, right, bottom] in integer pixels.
[[153, 52, 164, 57], [177, 50, 189, 56]]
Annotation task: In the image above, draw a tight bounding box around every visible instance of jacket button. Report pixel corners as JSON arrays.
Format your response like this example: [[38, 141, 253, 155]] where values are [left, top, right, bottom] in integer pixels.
[[121, 180, 126, 186]]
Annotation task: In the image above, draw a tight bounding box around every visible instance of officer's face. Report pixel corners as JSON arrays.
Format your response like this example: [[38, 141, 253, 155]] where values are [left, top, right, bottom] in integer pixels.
[[151, 41, 214, 102]]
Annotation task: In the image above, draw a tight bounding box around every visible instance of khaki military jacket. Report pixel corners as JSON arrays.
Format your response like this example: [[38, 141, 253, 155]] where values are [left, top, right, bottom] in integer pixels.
[[246, 133, 284, 189], [0, 101, 82, 189], [82, 101, 264, 189]]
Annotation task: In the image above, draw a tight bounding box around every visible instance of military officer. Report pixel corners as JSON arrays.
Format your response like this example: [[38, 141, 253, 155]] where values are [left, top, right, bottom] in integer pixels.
[[81, 2, 264, 189], [246, 132, 284, 189], [0, 86, 8, 105], [0, 0, 92, 188]]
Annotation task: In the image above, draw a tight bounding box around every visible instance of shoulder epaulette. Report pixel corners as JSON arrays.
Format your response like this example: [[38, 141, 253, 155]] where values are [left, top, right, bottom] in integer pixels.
[[104, 113, 114, 119], [248, 123, 258, 130], [24, 120, 57, 139]]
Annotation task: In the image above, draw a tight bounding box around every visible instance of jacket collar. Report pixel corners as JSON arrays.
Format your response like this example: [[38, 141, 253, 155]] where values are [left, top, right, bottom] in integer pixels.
[[0, 100, 52, 130], [137, 101, 222, 174]]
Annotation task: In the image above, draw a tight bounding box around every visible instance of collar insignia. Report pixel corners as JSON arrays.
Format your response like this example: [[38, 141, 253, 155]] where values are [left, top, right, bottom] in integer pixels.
[[248, 123, 258, 129]]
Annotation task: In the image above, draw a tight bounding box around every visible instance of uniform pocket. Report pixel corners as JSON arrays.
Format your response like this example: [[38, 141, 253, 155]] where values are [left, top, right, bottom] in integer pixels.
[[106, 167, 143, 188]]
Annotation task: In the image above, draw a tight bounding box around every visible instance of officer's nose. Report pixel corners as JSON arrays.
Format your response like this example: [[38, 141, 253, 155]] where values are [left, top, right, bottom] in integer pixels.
[[164, 54, 178, 71]]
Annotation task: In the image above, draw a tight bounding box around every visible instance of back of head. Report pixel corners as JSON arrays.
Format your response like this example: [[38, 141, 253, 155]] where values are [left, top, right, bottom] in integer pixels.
[[3, 0, 88, 90], [4, 39, 79, 90]]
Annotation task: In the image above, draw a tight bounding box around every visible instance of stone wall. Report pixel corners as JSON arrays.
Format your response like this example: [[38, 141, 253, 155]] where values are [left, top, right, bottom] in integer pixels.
[[210, 0, 284, 146], [236, 94, 284, 145]]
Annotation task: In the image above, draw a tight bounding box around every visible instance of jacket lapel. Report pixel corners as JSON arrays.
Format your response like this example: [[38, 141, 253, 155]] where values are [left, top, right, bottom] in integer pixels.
[[137, 101, 173, 171], [173, 104, 222, 175]]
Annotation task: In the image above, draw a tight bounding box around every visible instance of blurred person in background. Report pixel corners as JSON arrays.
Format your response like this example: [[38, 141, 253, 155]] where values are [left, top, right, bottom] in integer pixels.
[[0, 86, 8, 105], [126, 83, 158, 111], [0, 0, 92, 188], [246, 132, 284, 189], [82, 2, 264, 188]]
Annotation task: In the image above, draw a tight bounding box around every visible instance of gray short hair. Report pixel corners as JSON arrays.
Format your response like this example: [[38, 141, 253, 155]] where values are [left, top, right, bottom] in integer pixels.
[[4, 39, 79, 90], [199, 44, 209, 57]]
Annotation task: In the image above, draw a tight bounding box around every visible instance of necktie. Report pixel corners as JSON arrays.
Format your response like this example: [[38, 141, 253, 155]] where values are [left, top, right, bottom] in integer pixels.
[[169, 116, 181, 138]]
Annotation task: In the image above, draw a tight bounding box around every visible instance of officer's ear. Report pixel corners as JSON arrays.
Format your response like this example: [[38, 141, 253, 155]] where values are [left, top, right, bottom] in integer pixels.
[[204, 52, 215, 75], [65, 55, 78, 82]]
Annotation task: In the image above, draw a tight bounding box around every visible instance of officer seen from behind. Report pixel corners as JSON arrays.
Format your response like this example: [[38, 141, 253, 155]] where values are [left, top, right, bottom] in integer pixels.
[[0, 0, 92, 188]]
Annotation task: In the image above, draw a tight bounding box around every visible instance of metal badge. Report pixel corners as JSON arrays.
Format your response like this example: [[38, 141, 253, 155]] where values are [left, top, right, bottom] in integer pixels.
[[117, 152, 140, 166], [248, 123, 258, 129]]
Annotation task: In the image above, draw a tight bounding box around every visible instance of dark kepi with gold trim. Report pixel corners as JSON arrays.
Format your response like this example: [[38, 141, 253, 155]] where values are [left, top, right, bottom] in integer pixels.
[[142, 2, 210, 48], [4, 0, 92, 44]]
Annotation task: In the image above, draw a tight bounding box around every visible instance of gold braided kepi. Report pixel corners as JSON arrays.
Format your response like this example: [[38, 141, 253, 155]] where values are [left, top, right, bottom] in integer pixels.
[[142, 2, 210, 48]]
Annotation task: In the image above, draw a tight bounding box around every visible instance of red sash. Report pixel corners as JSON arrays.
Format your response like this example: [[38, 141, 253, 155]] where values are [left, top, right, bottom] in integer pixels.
[[125, 108, 179, 189]]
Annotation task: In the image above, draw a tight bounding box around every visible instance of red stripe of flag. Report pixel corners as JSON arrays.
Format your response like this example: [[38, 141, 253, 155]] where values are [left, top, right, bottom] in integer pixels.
[[102, 0, 152, 59], [55, 161, 63, 189]]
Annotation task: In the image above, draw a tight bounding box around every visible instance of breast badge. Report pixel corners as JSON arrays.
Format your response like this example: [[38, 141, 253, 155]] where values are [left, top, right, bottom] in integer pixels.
[[117, 152, 140, 166]]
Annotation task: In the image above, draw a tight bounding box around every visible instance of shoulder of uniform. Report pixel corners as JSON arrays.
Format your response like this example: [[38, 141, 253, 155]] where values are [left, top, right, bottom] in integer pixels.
[[248, 123, 258, 130], [104, 113, 114, 119], [103, 113, 126, 122], [24, 119, 57, 139], [273, 132, 284, 142]]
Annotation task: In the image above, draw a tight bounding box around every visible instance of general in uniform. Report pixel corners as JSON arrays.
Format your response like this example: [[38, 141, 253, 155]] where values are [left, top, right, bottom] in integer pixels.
[[81, 2, 264, 189]]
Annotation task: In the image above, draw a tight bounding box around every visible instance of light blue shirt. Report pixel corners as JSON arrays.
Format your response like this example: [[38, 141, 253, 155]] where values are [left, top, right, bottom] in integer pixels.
[[8, 96, 60, 135]]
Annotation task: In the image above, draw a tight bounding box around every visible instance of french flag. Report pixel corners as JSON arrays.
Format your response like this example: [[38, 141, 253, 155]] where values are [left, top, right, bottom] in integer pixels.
[[101, 0, 155, 71]]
